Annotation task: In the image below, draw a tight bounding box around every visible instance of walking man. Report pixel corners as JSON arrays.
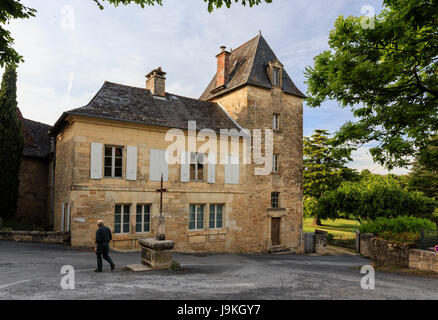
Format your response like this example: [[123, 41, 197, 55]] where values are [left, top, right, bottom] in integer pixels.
[[94, 220, 115, 272]]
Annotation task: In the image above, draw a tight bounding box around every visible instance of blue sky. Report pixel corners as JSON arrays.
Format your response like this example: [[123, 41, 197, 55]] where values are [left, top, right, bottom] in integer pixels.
[[5, 0, 408, 174]]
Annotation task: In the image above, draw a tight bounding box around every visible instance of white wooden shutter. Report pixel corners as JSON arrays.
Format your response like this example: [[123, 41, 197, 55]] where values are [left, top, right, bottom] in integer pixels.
[[126, 146, 138, 181], [181, 151, 189, 182], [225, 154, 239, 184], [90, 143, 103, 180], [231, 154, 239, 184], [161, 149, 169, 181], [150, 149, 168, 181], [207, 153, 216, 184]]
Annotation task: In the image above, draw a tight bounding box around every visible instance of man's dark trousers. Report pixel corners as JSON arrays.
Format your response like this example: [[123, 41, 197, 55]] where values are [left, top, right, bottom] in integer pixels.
[[96, 242, 115, 272]]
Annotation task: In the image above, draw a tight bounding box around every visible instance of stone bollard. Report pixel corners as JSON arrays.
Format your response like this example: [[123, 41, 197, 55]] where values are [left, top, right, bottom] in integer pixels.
[[359, 233, 374, 258], [138, 238, 175, 270]]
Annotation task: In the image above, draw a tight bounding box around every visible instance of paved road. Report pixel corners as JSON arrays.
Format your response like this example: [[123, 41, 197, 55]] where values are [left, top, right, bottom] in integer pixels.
[[1, 241, 437, 299]]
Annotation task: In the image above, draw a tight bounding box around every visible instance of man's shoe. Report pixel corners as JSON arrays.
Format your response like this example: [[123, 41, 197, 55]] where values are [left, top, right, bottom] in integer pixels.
[[94, 269, 102, 272], [111, 264, 115, 272]]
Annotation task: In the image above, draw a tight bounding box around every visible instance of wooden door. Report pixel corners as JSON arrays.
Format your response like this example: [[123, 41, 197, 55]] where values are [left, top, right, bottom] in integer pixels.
[[271, 218, 281, 246]]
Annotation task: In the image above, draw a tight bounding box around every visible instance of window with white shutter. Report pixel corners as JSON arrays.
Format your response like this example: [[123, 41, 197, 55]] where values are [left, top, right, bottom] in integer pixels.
[[126, 146, 138, 181], [225, 154, 239, 184], [150, 149, 168, 181], [90, 142, 103, 179], [207, 153, 216, 184]]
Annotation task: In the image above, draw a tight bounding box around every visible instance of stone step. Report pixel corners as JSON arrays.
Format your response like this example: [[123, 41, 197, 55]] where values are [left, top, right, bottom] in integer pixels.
[[268, 245, 290, 254]]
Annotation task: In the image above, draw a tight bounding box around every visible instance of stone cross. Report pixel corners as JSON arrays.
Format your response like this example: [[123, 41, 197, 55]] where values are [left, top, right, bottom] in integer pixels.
[[156, 173, 168, 240]]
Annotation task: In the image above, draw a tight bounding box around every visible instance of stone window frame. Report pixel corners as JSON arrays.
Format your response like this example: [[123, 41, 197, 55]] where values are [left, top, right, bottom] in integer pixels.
[[135, 204, 151, 234], [189, 204, 205, 231], [104, 145, 124, 179], [114, 204, 131, 234], [272, 154, 279, 173], [189, 152, 206, 182], [209, 204, 224, 230], [267, 59, 283, 88], [271, 192, 280, 209]]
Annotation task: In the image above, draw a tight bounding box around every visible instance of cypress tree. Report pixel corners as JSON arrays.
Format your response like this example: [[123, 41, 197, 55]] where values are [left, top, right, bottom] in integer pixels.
[[0, 65, 24, 219]]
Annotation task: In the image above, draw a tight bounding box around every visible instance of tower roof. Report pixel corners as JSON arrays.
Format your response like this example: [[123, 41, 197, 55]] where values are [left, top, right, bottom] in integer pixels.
[[200, 34, 306, 100]]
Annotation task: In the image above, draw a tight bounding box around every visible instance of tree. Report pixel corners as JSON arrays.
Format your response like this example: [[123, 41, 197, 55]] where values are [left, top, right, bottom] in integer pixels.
[[0, 0, 272, 67], [0, 65, 24, 219], [304, 0, 438, 170], [317, 175, 437, 222], [408, 141, 438, 199], [303, 129, 358, 225]]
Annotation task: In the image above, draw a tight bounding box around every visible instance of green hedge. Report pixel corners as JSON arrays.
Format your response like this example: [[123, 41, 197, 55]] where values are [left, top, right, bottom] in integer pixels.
[[359, 216, 436, 235]]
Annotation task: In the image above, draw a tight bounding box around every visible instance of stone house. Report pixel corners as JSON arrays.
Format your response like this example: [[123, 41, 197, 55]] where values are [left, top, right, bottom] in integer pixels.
[[16, 117, 53, 227], [49, 33, 305, 253]]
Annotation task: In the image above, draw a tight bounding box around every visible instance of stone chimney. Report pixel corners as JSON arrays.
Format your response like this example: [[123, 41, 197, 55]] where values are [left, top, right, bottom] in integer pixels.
[[146, 67, 166, 96], [216, 46, 231, 88]]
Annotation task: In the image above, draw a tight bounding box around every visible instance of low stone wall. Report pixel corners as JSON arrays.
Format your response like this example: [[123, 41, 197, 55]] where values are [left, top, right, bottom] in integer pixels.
[[369, 238, 415, 268], [409, 249, 438, 273], [0, 230, 70, 245]]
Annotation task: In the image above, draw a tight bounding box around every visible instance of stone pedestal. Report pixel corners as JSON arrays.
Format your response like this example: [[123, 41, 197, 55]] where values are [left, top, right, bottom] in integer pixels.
[[138, 238, 175, 270]]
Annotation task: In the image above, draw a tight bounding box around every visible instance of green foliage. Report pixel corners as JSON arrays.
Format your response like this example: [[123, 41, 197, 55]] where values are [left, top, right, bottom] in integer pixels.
[[1, 0, 272, 66], [303, 196, 318, 218], [304, 129, 358, 199], [359, 216, 436, 236], [305, 0, 438, 170], [0, 65, 23, 219], [317, 175, 437, 221], [0, 0, 36, 66], [93, 0, 272, 11], [408, 137, 438, 199]]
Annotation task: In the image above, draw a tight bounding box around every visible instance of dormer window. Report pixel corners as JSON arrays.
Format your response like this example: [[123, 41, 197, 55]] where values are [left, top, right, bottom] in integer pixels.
[[273, 67, 280, 86]]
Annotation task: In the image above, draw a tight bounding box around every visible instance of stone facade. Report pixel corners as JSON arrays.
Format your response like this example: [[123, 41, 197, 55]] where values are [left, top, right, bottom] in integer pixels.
[[16, 157, 51, 226], [210, 85, 303, 253], [52, 35, 304, 253]]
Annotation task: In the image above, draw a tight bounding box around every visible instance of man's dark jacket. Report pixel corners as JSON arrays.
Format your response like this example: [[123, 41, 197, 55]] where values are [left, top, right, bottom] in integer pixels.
[[95, 226, 112, 244]]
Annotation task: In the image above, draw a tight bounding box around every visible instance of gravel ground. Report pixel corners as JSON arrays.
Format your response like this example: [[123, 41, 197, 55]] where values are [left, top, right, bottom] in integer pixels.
[[1, 241, 438, 300]]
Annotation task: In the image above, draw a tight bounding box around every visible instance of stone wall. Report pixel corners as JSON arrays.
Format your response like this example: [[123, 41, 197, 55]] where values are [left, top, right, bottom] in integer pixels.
[[409, 249, 438, 273], [16, 157, 51, 226], [0, 230, 70, 244], [369, 238, 415, 268]]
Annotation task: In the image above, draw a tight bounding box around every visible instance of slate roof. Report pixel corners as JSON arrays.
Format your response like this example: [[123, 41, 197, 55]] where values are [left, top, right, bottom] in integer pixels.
[[22, 118, 52, 159], [51, 81, 243, 135], [200, 34, 306, 100]]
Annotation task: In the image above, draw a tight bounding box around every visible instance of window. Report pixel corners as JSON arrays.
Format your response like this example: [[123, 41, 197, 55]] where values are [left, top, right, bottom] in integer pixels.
[[114, 204, 130, 234], [190, 153, 205, 182], [136, 204, 151, 233], [271, 192, 280, 208], [189, 204, 204, 230], [273, 114, 280, 130], [273, 155, 279, 173], [209, 204, 223, 229], [273, 67, 280, 86], [104, 146, 123, 178]]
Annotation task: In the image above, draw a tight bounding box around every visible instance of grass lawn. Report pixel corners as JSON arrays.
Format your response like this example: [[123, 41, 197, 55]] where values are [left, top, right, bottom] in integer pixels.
[[303, 218, 360, 240]]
